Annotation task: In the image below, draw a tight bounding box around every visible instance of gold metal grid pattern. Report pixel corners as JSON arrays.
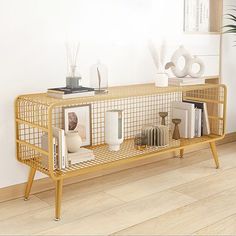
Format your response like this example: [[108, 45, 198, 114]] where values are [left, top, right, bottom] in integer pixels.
[[15, 83, 227, 179]]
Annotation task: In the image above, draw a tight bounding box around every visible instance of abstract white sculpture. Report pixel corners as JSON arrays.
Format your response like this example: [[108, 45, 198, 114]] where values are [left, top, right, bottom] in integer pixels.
[[167, 46, 205, 78]]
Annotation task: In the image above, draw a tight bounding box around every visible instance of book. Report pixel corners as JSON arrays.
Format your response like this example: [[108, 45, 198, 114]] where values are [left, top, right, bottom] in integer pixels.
[[172, 101, 195, 138], [183, 100, 210, 135], [53, 127, 67, 169], [41, 134, 58, 170], [47, 86, 95, 99], [68, 148, 95, 165], [172, 108, 189, 138], [199, 0, 210, 32], [169, 77, 205, 86], [184, 0, 199, 31], [195, 108, 202, 137]]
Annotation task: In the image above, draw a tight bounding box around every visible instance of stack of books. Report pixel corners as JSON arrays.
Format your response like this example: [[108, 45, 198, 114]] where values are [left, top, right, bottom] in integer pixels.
[[172, 100, 210, 139], [169, 77, 205, 86], [41, 127, 95, 170], [47, 86, 95, 99], [68, 148, 95, 165]]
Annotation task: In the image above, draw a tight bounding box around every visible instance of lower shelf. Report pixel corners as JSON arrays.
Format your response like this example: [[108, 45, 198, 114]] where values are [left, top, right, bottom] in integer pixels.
[[56, 134, 222, 177], [21, 134, 222, 178]]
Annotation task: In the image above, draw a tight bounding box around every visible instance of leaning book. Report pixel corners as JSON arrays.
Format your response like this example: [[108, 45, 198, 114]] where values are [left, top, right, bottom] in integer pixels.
[[47, 86, 95, 99]]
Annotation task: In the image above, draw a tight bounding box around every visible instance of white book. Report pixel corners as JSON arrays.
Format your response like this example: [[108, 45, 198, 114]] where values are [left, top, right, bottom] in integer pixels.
[[169, 77, 205, 83], [199, 0, 209, 32], [172, 101, 195, 138], [169, 77, 205, 86], [172, 108, 189, 138], [68, 148, 95, 165], [195, 108, 202, 137], [203, 103, 210, 135], [183, 100, 210, 135], [53, 127, 66, 169]]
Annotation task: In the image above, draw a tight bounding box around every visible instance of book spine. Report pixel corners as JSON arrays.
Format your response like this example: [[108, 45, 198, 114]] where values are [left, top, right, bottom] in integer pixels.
[[203, 103, 210, 135], [53, 137, 58, 170], [198, 109, 202, 137], [190, 106, 195, 138], [61, 130, 66, 169]]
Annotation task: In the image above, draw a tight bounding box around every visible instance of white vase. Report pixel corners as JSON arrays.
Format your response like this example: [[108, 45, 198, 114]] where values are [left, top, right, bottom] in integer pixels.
[[105, 110, 124, 151], [155, 72, 169, 87], [66, 132, 82, 153]]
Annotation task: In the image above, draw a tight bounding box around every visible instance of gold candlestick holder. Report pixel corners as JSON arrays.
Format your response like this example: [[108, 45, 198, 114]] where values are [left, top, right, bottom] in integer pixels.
[[172, 119, 181, 140], [159, 112, 168, 125]]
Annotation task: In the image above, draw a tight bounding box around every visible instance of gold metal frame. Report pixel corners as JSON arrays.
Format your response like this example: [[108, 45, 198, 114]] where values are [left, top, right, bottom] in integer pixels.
[[15, 83, 227, 220]]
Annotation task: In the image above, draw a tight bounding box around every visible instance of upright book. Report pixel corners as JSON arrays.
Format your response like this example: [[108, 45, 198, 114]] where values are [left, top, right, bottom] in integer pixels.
[[183, 100, 210, 135], [195, 108, 202, 137], [53, 127, 67, 169], [172, 107, 189, 138], [172, 101, 195, 138]]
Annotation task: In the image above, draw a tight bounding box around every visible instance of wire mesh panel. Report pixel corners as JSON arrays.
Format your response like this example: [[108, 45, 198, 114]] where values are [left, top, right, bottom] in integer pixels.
[[15, 84, 226, 178]]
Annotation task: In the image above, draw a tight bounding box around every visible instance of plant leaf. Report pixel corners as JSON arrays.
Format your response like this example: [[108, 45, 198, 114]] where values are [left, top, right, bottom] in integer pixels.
[[225, 13, 236, 21], [224, 29, 236, 34], [224, 24, 236, 28]]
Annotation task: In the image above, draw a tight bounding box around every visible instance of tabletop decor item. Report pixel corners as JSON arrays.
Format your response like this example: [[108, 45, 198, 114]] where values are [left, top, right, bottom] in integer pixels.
[[66, 42, 82, 89], [148, 40, 169, 87], [172, 119, 181, 140], [134, 133, 147, 151], [66, 132, 82, 153], [166, 46, 205, 78], [64, 105, 91, 147], [47, 86, 95, 99], [142, 125, 169, 147], [90, 60, 108, 94], [159, 112, 168, 125], [105, 110, 124, 151]]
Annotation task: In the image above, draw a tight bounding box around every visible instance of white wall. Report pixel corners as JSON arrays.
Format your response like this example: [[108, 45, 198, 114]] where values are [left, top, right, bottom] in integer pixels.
[[0, 0, 221, 188], [222, 0, 236, 133]]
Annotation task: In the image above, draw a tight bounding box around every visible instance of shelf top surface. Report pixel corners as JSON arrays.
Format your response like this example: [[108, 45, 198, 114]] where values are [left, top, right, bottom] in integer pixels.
[[17, 82, 224, 107]]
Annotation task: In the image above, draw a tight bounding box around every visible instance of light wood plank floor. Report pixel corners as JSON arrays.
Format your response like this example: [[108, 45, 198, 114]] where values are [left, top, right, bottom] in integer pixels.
[[0, 142, 236, 235]]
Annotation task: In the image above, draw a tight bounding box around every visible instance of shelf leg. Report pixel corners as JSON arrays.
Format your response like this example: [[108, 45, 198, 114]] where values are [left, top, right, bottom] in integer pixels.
[[55, 179, 63, 221], [180, 148, 184, 158], [209, 141, 220, 169], [24, 167, 36, 201]]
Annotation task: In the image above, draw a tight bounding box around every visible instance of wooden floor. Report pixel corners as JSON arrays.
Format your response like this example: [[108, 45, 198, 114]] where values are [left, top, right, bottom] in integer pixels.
[[0, 142, 236, 235]]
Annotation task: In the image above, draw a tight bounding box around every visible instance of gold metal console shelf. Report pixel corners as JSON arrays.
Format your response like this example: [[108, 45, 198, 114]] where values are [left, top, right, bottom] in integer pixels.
[[15, 83, 227, 220]]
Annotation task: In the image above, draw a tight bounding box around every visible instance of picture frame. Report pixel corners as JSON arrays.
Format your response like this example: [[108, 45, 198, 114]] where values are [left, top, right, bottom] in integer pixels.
[[64, 104, 92, 147]]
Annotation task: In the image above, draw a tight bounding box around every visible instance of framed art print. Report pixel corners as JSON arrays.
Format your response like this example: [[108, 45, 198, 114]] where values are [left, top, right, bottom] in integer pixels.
[[64, 104, 92, 146]]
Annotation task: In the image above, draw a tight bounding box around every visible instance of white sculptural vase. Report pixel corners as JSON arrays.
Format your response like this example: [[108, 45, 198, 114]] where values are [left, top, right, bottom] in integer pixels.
[[105, 110, 124, 151], [170, 46, 205, 78], [66, 132, 82, 153]]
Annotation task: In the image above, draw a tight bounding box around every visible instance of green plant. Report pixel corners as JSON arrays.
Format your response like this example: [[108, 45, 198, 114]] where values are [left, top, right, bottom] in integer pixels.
[[224, 7, 236, 46]]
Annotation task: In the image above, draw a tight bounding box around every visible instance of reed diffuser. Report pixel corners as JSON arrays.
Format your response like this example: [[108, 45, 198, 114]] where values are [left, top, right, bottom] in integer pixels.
[[66, 42, 82, 89]]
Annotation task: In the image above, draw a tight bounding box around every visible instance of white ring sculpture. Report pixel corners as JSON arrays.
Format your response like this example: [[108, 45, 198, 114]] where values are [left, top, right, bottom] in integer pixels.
[[171, 46, 205, 78]]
